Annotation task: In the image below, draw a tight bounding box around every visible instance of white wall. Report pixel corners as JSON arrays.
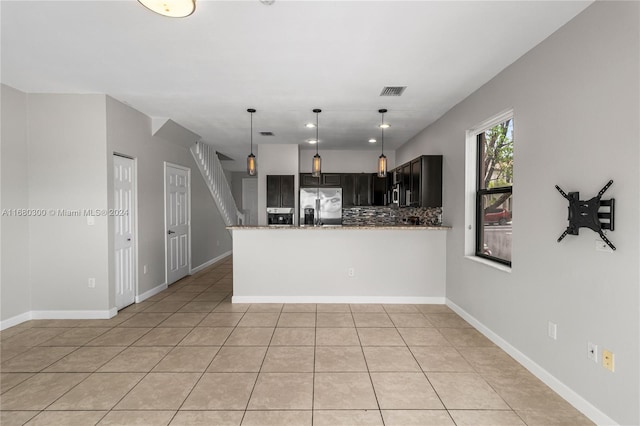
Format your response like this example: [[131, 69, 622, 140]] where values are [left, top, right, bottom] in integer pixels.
[[0, 84, 31, 323], [397, 2, 639, 424], [27, 94, 111, 314], [105, 97, 232, 300], [299, 149, 396, 173], [257, 144, 299, 225], [233, 228, 446, 303]]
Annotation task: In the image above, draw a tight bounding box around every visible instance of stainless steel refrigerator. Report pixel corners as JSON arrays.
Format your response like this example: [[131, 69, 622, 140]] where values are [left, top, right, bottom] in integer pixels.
[[299, 187, 343, 226]]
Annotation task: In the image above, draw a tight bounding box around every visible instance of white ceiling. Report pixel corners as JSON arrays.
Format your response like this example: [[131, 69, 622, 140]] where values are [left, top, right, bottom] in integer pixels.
[[1, 0, 591, 171]]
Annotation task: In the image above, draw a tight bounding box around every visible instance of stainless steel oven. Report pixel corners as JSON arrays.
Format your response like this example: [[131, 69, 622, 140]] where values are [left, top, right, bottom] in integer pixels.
[[267, 207, 294, 226]]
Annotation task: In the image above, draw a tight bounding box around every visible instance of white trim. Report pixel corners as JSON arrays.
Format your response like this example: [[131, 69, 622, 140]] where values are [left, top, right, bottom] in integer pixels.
[[190, 250, 232, 274], [0, 312, 33, 331], [1, 308, 119, 330], [31, 310, 114, 320], [164, 162, 192, 285], [446, 299, 618, 426], [465, 108, 514, 262], [113, 153, 139, 310], [232, 296, 446, 304], [464, 255, 512, 273], [135, 281, 168, 303]]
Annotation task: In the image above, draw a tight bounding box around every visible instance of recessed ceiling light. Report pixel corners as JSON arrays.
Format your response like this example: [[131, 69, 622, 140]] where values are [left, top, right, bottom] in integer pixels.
[[307, 139, 318, 144], [379, 123, 390, 129], [305, 123, 316, 128], [369, 139, 377, 143]]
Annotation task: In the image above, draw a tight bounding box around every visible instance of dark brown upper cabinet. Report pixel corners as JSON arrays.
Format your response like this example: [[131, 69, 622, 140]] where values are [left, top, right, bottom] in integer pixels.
[[395, 155, 442, 207], [267, 175, 295, 208]]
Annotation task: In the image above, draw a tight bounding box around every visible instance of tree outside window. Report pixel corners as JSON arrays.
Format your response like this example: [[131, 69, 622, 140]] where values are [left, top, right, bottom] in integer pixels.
[[476, 118, 513, 265]]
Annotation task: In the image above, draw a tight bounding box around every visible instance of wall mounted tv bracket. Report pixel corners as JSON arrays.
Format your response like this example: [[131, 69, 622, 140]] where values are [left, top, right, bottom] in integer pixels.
[[555, 180, 615, 250]]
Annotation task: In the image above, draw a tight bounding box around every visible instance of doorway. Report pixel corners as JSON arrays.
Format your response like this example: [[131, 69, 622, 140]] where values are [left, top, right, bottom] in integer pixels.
[[165, 163, 191, 285], [114, 154, 137, 310], [242, 177, 258, 225]]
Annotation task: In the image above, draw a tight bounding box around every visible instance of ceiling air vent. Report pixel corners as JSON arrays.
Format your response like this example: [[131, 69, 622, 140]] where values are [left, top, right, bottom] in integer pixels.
[[259, 131, 275, 136], [380, 86, 407, 96]]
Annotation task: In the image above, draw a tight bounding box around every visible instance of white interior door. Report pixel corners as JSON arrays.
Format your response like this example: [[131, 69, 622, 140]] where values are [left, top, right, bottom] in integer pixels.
[[242, 178, 258, 225], [114, 155, 136, 310], [165, 164, 190, 284]]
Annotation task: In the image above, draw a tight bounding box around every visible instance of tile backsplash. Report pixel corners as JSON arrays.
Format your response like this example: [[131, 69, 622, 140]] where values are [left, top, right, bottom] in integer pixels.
[[342, 206, 443, 226]]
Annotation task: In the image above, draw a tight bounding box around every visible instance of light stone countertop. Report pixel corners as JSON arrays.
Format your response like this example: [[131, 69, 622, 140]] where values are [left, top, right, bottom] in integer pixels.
[[227, 225, 451, 230]]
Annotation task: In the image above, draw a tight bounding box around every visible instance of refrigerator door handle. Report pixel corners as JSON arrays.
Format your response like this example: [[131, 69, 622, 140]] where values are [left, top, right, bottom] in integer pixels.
[[315, 198, 321, 226]]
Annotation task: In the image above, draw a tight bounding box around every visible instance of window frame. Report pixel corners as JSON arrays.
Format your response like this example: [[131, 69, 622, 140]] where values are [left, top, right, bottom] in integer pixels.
[[464, 109, 513, 269]]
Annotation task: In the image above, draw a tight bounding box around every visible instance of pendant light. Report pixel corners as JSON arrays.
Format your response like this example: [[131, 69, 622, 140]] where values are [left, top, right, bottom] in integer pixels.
[[247, 108, 257, 176], [311, 109, 322, 178], [377, 108, 388, 178], [138, 0, 195, 18]]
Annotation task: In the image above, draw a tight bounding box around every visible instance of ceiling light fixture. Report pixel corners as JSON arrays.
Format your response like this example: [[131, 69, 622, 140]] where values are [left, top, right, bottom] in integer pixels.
[[305, 123, 316, 128], [247, 108, 257, 176], [369, 138, 377, 143], [138, 0, 195, 18], [311, 109, 322, 178], [377, 109, 388, 178], [307, 139, 318, 144]]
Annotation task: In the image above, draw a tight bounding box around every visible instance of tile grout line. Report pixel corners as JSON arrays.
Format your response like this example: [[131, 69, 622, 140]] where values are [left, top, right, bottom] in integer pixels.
[[98, 271, 227, 424], [238, 303, 283, 423], [165, 281, 235, 425], [350, 305, 385, 425]]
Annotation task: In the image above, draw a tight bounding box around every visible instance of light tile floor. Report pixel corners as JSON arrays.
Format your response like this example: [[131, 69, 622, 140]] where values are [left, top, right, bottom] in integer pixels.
[[0, 259, 594, 425]]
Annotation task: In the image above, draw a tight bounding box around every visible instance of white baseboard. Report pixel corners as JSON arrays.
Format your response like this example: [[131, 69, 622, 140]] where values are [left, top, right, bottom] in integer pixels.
[[446, 299, 618, 426], [0, 312, 33, 331], [190, 250, 232, 274], [232, 296, 446, 304], [135, 282, 168, 303], [1, 308, 116, 330], [31, 310, 114, 320]]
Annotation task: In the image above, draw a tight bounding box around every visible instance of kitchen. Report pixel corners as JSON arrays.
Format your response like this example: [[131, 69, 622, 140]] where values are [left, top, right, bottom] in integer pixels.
[[2, 1, 637, 424], [230, 133, 449, 303]]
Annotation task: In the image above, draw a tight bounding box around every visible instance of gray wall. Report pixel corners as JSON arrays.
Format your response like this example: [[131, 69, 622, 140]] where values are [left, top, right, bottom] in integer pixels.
[[0, 88, 233, 324], [0, 85, 31, 321], [28, 94, 111, 313], [397, 2, 639, 424], [105, 96, 232, 298]]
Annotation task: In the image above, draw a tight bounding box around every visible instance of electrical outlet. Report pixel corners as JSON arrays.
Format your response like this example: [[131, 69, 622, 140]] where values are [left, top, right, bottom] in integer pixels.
[[216, 240, 220, 247], [602, 349, 615, 372], [587, 342, 598, 362], [143, 265, 148, 274], [548, 321, 557, 340], [347, 267, 355, 277], [595, 239, 614, 253], [88, 278, 96, 288], [87, 216, 95, 226]]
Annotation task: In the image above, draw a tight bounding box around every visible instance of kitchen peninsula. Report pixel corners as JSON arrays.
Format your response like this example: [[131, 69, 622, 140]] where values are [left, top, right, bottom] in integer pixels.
[[229, 225, 449, 304]]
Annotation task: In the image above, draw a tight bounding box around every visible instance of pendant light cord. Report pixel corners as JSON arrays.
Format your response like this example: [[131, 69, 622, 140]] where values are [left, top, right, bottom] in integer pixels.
[[381, 111, 384, 155], [315, 112, 319, 155], [250, 112, 254, 155]]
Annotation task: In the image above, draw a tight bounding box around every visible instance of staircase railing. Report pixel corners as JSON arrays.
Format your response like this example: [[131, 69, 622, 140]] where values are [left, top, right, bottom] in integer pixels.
[[191, 141, 244, 227]]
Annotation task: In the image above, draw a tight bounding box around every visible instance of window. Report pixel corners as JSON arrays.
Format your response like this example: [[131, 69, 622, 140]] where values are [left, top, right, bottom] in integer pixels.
[[475, 117, 513, 266]]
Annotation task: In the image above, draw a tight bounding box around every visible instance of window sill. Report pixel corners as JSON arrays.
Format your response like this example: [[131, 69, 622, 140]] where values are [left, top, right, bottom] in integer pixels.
[[465, 255, 512, 273]]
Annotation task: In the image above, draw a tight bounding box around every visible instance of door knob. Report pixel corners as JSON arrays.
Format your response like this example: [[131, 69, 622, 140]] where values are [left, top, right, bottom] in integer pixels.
[[167, 230, 176, 234]]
